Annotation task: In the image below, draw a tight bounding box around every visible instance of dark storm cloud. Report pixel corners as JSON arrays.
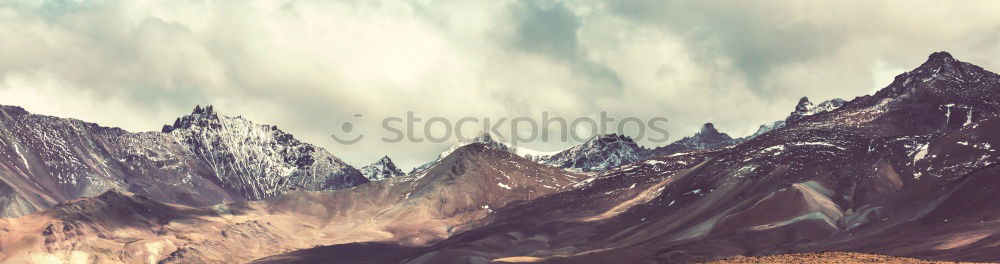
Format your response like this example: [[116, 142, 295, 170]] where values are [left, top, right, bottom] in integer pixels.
[[510, 1, 579, 59], [610, 0, 842, 94], [507, 0, 623, 97]]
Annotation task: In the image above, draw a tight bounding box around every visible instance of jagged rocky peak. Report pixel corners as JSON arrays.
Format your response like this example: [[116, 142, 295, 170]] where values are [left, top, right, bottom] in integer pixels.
[[157, 104, 365, 200], [744, 95, 848, 140], [0, 102, 368, 217], [360, 156, 405, 181], [467, 133, 511, 151], [794, 97, 813, 113], [880, 51, 996, 97], [647, 122, 740, 157], [410, 132, 514, 174], [928, 51, 954, 62], [0, 105, 29, 116], [845, 51, 1000, 133], [699, 122, 719, 134], [816, 98, 847, 111], [575, 133, 646, 158], [784, 97, 847, 125], [586, 133, 639, 148], [749, 120, 786, 139], [162, 105, 224, 132], [916, 51, 961, 74], [694, 123, 733, 142], [539, 133, 647, 172], [443, 133, 513, 157]]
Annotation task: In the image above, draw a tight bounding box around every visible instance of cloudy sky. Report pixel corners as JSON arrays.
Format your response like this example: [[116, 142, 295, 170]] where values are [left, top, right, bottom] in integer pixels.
[[2, 0, 999, 169]]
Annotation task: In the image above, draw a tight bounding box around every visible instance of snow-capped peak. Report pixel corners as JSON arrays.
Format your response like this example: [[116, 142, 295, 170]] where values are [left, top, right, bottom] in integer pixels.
[[538, 134, 647, 172], [360, 156, 405, 181], [161, 105, 224, 132], [785, 97, 847, 124], [878, 51, 990, 99], [744, 96, 846, 140], [437, 133, 512, 159], [411, 132, 513, 174], [516, 147, 561, 161], [749, 120, 786, 139], [159, 105, 367, 200], [794, 97, 814, 113]]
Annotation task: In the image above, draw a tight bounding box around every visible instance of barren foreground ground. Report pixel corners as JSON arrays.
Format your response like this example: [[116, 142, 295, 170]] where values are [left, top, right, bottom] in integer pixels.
[[706, 252, 991, 264]]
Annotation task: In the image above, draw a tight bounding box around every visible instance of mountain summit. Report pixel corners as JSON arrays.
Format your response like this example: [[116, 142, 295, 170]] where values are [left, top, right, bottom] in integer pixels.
[[410, 133, 513, 174], [647, 123, 740, 157], [360, 156, 405, 181], [785, 97, 848, 125], [158, 105, 368, 200], [539, 134, 648, 172], [697, 123, 726, 139], [0, 104, 367, 217], [744, 96, 847, 140], [790, 51, 1000, 135], [162, 105, 222, 132]]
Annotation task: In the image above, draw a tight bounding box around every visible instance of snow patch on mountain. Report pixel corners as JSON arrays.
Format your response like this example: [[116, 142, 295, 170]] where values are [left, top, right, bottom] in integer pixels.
[[748, 120, 786, 139], [410, 133, 513, 174], [516, 147, 560, 162], [158, 105, 368, 200], [744, 97, 846, 140], [785, 97, 847, 125], [537, 134, 648, 172], [360, 156, 405, 181], [0, 104, 367, 217]]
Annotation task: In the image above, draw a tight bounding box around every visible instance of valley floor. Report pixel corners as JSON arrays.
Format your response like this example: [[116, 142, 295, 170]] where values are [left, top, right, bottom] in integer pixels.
[[705, 252, 991, 264]]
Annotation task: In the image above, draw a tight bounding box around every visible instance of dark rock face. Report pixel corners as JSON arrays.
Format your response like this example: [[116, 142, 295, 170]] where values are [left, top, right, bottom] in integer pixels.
[[0, 105, 367, 217], [797, 51, 1000, 136]]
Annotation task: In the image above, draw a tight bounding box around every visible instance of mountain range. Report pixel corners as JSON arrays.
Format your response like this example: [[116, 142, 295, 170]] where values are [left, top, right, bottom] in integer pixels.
[[1, 52, 999, 263], [531, 95, 851, 173], [0, 105, 367, 218]]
